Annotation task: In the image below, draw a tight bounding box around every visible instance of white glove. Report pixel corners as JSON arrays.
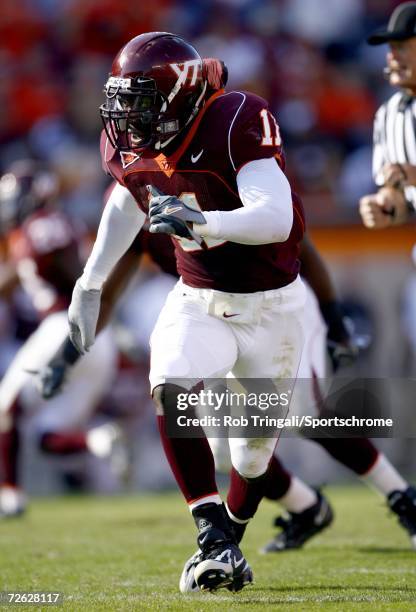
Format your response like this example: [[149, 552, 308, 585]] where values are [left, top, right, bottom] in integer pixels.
[[68, 280, 102, 354]]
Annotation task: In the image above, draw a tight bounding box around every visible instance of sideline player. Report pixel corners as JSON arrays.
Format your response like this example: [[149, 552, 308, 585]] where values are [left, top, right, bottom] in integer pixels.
[[360, 2, 416, 228], [66, 33, 306, 592], [0, 162, 118, 517]]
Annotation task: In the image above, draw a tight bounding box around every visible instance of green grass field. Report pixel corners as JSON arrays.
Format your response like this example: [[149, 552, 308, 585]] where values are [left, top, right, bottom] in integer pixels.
[[1, 486, 416, 611]]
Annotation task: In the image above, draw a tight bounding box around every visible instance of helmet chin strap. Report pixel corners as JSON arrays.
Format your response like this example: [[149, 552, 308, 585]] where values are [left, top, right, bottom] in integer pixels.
[[156, 80, 208, 151]]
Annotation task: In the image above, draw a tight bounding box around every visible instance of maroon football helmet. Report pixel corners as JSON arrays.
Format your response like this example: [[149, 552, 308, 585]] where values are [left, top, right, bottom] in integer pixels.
[[100, 32, 207, 153]]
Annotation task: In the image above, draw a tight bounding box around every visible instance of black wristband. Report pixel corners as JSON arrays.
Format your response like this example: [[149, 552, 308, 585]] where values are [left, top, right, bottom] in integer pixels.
[[62, 337, 81, 365], [320, 300, 350, 344], [319, 300, 343, 325]]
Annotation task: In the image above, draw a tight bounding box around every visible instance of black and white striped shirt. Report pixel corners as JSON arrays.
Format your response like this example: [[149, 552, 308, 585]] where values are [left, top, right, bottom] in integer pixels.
[[373, 91, 416, 207]]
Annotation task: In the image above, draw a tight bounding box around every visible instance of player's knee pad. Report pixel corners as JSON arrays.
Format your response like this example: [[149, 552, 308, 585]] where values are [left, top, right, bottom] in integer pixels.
[[230, 437, 276, 479], [208, 436, 231, 473]]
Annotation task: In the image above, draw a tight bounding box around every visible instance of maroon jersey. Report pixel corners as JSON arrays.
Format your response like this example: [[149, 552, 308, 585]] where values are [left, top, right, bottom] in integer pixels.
[[130, 227, 178, 278], [104, 181, 179, 278], [7, 209, 84, 316], [101, 90, 305, 293]]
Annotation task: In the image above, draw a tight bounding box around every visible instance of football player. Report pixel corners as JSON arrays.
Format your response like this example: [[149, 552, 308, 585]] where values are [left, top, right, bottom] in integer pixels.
[[66, 33, 306, 592], [42, 183, 416, 581], [43, 208, 416, 588], [0, 161, 118, 517]]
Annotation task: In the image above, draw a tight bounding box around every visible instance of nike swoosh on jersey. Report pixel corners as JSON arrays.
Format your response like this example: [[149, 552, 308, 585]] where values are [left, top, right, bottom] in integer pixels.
[[223, 312, 240, 318], [191, 149, 204, 163]]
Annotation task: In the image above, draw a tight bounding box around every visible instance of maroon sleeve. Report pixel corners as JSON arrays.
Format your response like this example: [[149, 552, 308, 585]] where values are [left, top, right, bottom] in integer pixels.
[[229, 94, 284, 174]]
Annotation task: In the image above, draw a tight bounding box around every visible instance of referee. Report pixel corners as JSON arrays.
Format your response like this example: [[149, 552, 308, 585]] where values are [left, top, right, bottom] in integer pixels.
[[360, 2, 416, 229]]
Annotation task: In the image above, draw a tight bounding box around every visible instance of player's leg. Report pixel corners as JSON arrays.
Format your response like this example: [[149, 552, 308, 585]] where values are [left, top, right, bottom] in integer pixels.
[[0, 399, 26, 517], [203, 435, 327, 542], [179, 441, 330, 590], [0, 312, 72, 417], [306, 289, 416, 550], [0, 312, 71, 516], [312, 435, 416, 548], [206, 435, 333, 552], [227, 278, 305, 537], [150, 284, 252, 592], [32, 327, 118, 459], [259, 287, 334, 550], [261, 454, 333, 552]]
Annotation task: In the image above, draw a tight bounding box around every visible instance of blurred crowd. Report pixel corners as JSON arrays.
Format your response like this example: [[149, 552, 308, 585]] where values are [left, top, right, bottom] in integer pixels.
[[0, 0, 406, 226]]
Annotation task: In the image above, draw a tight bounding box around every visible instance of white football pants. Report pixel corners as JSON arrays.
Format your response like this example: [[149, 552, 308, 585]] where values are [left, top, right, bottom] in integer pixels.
[[150, 276, 306, 478], [208, 282, 329, 473]]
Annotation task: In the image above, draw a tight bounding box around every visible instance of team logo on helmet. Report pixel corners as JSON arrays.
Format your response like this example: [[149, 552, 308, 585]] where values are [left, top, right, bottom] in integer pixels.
[[100, 33, 207, 153]]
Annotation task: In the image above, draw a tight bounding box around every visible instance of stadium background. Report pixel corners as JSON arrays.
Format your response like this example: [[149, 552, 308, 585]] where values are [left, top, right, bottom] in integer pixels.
[[0, 0, 415, 495]]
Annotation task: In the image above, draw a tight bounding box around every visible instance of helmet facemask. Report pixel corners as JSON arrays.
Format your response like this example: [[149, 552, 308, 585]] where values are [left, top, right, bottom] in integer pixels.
[[100, 73, 206, 153]]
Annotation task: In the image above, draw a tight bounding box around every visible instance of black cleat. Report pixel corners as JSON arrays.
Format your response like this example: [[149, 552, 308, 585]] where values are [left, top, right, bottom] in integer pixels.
[[194, 537, 252, 592], [388, 486, 416, 550], [261, 491, 334, 553], [180, 507, 252, 593], [186, 502, 253, 593], [179, 549, 202, 593], [179, 546, 253, 593]]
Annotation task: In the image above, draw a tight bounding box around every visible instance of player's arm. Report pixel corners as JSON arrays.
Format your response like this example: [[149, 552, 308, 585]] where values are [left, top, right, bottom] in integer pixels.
[[38, 245, 140, 398], [97, 246, 141, 333], [299, 233, 336, 305], [194, 157, 292, 245], [300, 234, 360, 371], [68, 183, 145, 354], [149, 157, 292, 246]]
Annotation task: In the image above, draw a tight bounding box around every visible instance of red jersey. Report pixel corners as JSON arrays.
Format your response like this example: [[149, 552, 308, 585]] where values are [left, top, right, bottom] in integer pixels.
[[130, 229, 178, 279], [101, 90, 305, 293], [7, 208, 84, 316]]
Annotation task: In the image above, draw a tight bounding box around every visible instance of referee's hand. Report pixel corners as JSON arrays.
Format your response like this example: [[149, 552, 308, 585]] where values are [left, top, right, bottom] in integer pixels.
[[381, 163, 407, 189], [359, 187, 407, 229]]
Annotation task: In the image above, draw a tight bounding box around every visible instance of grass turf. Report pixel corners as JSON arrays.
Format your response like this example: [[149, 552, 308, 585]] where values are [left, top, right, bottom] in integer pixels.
[[1, 486, 416, 611]]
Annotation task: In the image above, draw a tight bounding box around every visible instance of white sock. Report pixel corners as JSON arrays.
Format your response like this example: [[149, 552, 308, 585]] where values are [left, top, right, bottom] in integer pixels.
[[361, 453, 407, 497], [278, 476, 318, 513], [188, 493, 222, 512]]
